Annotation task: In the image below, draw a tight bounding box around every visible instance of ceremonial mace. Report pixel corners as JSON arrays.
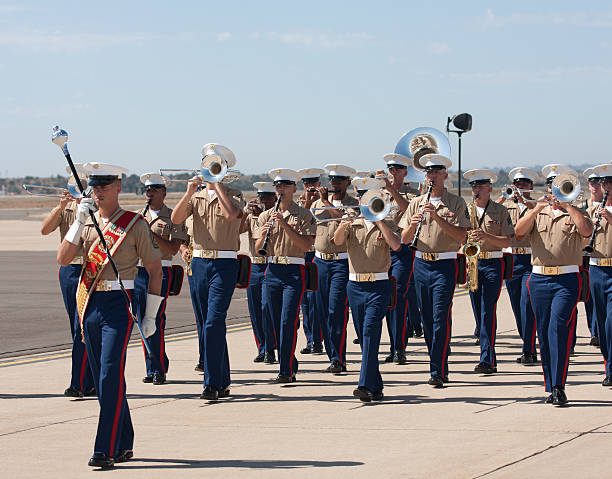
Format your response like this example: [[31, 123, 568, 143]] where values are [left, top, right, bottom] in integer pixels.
[[51, 125, 154, 359]]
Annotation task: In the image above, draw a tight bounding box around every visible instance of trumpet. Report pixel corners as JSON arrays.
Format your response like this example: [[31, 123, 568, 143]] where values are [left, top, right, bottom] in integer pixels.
[[160, 167, 241, 184], [23, 177, 90, 199], [311, 190, 394, 223], [502, 174, 582, 204]]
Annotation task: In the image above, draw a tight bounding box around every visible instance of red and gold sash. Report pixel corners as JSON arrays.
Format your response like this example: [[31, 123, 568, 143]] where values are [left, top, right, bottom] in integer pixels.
[[76, 209, 142, 324]]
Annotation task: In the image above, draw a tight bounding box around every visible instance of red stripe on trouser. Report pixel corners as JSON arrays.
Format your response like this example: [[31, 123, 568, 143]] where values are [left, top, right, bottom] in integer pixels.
[[79, 350, 88, 390], [338, 298, 349, 365], [440, 260, 458, 377], [490, 258, 505, 366], [561, 273, 581, 387], [290, 266, 306, 376], [109, 295, 134, 455], [526, 274, 546, 384]]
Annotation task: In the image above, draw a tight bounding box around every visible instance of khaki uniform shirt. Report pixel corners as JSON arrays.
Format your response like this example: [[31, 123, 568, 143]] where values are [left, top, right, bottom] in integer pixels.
[[240, 213, 261, 257], [79, 208, 161, 280], [140, 204, 188, 261], [58, 202, 84, 257], [386, 188, 414, 233], [342, 219, 393, 274], [311, 194, 359, 254], [399, 189, 471, 253], [504, 200, 532, 248], [184, 216, 193, 244], [586, 204, 612, 258], [254, 201, 316, 257], [527, 206, 591, 267], [470, 200, 514, 252], [185, 187, 245, 251]]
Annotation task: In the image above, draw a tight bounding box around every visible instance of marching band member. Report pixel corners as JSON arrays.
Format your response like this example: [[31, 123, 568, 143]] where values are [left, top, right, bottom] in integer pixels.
[[514, 164, 592, 406], [586, 164, 612, 386], [333, 177, 401, 401], [254, 169, 316, 383], [179, 216, 205, 372], [171, 144, 245, 401], [134, 173, 188, 385], [403, 177, 424, 340], [239, 181, 278, 364], [297, 168, 326, 355], [311, 164, 358, 373], [57, 163, 162, 468], [378, 154, 414, 364], [583, 167, 603, 346], [500, 167, 539, 365], [41, 165, 94, 398], [400, 154, 471, 387], [463, 169, 513, 374]]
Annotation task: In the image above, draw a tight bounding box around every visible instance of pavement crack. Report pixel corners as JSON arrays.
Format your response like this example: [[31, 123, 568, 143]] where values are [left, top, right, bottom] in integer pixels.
[[473, 420, 612, 478]]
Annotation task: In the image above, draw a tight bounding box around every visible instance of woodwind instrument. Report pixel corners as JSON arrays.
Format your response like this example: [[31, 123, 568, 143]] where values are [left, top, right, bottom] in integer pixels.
[[258, 194, 282, 256], [408, 182, 433, 250], [584, 188, 610, 254], [463, 194, 481, 292]]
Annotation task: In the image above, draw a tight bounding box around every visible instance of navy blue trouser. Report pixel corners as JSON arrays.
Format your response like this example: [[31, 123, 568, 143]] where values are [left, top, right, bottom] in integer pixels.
[[505, 254, 537, 354], [302, 252, 322, 348], [583, 262, 598, 338], [385, 244, 414, 353], [527, 272, 581, 392], [134, 266, 171, 376], [590, 265, 612, 376], [347, 279, 390, 393], [315, 256, 349, 364], [413, 258, 457, 378], [247, 263, 276, 354], [405, 274, 422, 336], [82, 290, 134, 457], [187, 273, 204, 368], [191, 257, 238, 390], [469, 258, 504, 367], [262, 263, 305, 376], [59, 264, 93, 392]]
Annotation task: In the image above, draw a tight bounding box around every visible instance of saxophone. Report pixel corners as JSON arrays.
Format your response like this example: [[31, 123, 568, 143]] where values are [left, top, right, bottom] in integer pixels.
[[185, 240, 194, 276], [462, 194, 481, 292]]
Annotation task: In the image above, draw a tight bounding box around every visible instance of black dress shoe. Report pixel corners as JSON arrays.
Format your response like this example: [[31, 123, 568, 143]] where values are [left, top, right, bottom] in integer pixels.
[[114, 449, 133, 463], [352, 338, 360, 345], [329, 361, 342, 374], [83, 386, 97, 397], [312, 343, 324, 354], [524, 353, 538, 365], [414, 329, 423, 338], [552, 386, 568, 406], [275, 374, 296, 383], [474, 338, 481, 345], [602, 376, 612, 387], [353, 387, 372, 402], [153, 372, 166, 385], [384, 353, 395, 363], [394, 350, 407, 365], [590, 336, 600, 347], [200, 385, 219, 401], [428, 376, 444, 387], [342, 364, 347, 372], [474, 362, 497, 374], [442, 376, 449, 383], [218, 387, 230, 398], [64, 387, 84, 398], [142, 375, 153, 384], [264, 351, 276, 364], [300, 346, 312, 354], [88, 453, 114, 468], [194, 363, 204, 372], [545, 394, 553, 404], [371, 390, 384, 401], [253, 353, 265, 363]]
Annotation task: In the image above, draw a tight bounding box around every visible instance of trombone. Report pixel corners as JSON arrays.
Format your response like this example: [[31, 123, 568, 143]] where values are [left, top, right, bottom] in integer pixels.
[[311, 190, 395, 223], [23, 177, 90, 198]]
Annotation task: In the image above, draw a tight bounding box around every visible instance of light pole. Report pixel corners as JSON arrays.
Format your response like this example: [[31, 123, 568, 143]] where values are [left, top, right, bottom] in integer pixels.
[[446, 113, 472, 196]]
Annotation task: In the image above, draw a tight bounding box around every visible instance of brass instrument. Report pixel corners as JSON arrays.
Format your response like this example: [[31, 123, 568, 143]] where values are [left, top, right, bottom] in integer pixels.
[[22, 176, 90, 199], [310, 190, 394, 223], [501, 174, 582, 204], [463, 194, 481, 292], [185, 241, 194, 276]]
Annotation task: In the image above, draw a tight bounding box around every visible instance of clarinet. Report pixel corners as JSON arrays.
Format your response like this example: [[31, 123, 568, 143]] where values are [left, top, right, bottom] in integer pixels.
[[408, 182, 433, 250], [258, 194, 282, 256], [142, 198, 151, 218], [583, 189, 609, 254]]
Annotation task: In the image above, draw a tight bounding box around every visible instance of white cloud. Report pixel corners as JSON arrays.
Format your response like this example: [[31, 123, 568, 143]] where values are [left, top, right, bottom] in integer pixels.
[[483, 8, 612, 28], [427, 42, 450, 55], [256, 31, 373, 49], [216, 32, 231, 42]]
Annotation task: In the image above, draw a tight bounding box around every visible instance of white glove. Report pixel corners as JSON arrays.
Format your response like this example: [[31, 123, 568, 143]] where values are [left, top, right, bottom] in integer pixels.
[[140, 317, 156, 338], [64, 198, 96, 245], [141, 293, 163, 338]]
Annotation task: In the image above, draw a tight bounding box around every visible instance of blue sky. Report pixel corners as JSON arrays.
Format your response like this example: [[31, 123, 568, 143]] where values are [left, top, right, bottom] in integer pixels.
[[1, 1, 611, 177]]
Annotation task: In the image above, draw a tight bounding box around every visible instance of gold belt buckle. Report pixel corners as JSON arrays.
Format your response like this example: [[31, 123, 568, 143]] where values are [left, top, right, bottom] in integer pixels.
[[515, 248, 526, 255], [201, 250, 217, 259], [97, 281, 110, 292], [422, 252, 435, 261], [277, 256, 289, 264], [600, 258, 612, 267], [323, 253, 335, 261], [357, 272, 374, 282], [543, 266, 560, 275]]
